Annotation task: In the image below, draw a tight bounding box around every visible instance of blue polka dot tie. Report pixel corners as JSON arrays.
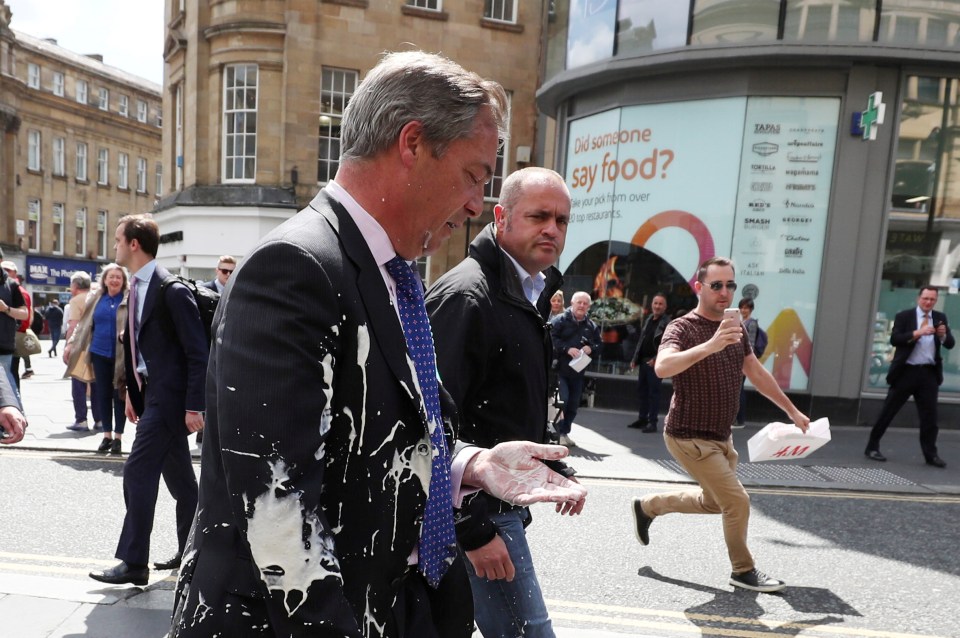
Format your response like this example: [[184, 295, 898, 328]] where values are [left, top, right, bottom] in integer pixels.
[[385, 256, 456, 588]]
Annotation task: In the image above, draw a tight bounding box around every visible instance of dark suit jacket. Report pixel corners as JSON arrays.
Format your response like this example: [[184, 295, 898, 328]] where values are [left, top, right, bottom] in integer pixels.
[[123, 264, 208, 424], [202, 279, 219, 293], [171, 191, 469, 638], [886, 307, 955, 386], [631, 312, 669, 366]]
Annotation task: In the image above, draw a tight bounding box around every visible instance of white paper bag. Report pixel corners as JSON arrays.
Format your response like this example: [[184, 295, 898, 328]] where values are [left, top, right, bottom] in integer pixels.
[[569, 352, 592, 373], [747, 417, 830, 462]]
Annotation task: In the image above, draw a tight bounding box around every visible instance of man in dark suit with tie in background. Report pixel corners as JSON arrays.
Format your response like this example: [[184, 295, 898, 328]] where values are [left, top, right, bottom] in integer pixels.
[[169, 51, 586, 638], [628, 293, 670, 433], [865, 286, 954, 467], [89, 214, 209, 586]]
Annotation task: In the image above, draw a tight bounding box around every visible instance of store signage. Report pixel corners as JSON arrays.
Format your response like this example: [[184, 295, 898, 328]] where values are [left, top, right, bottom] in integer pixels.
[[26, 256, 99, 287], [854, 92, 886, 141]]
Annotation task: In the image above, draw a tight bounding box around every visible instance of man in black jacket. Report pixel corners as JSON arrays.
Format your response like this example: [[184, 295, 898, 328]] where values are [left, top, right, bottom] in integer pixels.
[[427, 167, 584, 638], [629, 293, 669, 433], [550, 293, 602, 446]]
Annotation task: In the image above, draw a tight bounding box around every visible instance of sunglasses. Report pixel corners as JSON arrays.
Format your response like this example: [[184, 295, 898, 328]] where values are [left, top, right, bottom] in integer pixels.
[[706, 281, 738, 292], [218, 268, 234, 275]]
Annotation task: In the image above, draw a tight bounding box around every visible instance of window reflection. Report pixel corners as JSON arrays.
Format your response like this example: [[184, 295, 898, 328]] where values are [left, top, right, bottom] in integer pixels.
[[783, 0, 875, 43], [691, 0, 781, 45], [615, 0, 689, 54], [878, 0, 960, 46], [872, 75, 960, 392]]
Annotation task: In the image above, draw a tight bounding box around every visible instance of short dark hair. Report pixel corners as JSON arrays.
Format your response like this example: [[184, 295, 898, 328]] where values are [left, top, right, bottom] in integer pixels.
[[697, 257, 734, 283], [652, 292, 668, 304], [738, 298, 754, 311], [919, 285, 940, 297], [118, 214, 160, 258]]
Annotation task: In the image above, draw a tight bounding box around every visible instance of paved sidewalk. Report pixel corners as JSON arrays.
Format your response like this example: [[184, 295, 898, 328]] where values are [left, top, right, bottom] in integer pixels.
[[3, 352, 959, 636]]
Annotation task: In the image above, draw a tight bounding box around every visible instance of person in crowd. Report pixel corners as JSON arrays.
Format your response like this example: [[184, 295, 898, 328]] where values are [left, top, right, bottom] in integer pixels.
[[0, 263, 28, 396], [865, 285, 954, 467], [550, 291, 601, 447], [63, 272, 102, 432], [167, 51, 586, 638], [548, 290, 565, 320], [735, 297, 760, 428], [628, 293, 669, 433], [203, 255, 236, 294], [45, 299, 65, 358], [632, 257, 810, 593], [87, 214, 208, 586], [2, 262, 34, 384], [0, 371, 27, 444], [427, 167, 583, 638], [64, 264, 129, 455]]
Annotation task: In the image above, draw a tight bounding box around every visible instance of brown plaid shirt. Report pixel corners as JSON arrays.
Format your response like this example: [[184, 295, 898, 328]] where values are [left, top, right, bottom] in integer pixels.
[[660, 311, 751, 441]]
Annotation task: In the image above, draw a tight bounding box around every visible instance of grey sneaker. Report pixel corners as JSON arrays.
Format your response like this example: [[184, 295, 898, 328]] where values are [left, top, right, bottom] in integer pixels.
[[631, 498, 654, 545], [730, 568, 785, 593], [66, 421, 90, 432]]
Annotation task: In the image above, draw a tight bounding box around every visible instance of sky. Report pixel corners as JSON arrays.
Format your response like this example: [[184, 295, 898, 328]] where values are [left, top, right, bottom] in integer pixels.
[[7, 0, 165, 85]]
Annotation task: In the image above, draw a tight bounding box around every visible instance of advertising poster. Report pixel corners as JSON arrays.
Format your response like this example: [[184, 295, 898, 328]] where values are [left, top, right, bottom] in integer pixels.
[[732, 97, 840, 391], [563, 98, 746, 374]]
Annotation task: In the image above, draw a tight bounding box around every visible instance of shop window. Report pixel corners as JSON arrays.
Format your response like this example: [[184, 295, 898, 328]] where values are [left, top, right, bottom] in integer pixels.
[[871, 75, 960, 392]]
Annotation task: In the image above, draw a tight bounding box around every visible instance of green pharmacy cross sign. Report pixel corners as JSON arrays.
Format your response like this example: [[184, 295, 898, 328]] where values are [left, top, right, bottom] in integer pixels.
[[855, 92, 886, 141]]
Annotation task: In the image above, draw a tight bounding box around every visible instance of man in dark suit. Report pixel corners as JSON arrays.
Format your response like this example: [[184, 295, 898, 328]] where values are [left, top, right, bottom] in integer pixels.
[[628, 293, 669, 433], [865, 286, 954, 467], [89, 214, 209, 586], [202, 255, 235, 293], [169, 51, 586, 638]]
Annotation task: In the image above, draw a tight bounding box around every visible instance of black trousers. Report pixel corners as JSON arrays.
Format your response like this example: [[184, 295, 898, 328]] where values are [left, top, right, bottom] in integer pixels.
[[868, 365, 940, 460]]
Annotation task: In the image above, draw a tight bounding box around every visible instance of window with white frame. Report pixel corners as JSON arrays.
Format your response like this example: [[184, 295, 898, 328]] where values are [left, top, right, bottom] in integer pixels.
[[27, 129, 41, 170], [136, 157, 147, 192], [98, 87, 109, 110], [318, 67, 358, 184], [118, 153, 129, 189], [155, 161, 163, 197], [97, 148, 109, 185], [175, 84, 184, 189], [27, 63, 40, 89], [137, 99, 147, 123], [407, 0, 440, 9], [485, 92, 511, 200], [52, 203, 64, 254], [97, 210, 108, 258], [75, 208, 87, 256], [484, 0, 517, 23], [222, 64, 258, 182], [77, 79, 88, 104], [119, 95, 129, 116], [53, 137, 65, 176], [76, 142, 88, 181], [28, 199, 40, 252], [53, 72, 64, 96]]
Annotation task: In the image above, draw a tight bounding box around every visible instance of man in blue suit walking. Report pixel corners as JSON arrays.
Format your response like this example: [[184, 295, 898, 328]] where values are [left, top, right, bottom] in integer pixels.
[[89, 214, 208, 585]]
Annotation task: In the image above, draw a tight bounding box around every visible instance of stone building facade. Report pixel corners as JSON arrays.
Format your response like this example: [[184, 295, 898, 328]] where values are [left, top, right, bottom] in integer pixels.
[[0, 0, 162, 302], [158, 0, 550, 284]]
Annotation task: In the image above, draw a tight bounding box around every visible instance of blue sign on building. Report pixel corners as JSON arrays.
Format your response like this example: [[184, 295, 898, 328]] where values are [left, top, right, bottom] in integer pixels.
[[26, 256, 101, 288]]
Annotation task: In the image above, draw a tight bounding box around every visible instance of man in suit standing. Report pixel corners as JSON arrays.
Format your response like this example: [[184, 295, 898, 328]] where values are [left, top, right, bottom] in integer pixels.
[[865, 286, 954, 467], [628, 293, 669, 433], [203, 255, 235, 293], [169, 51, 586, 638], [88, 214, 208, 586]]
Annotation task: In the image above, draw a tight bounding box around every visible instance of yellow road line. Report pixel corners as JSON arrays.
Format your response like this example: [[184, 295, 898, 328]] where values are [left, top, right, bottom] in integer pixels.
[[547, 599, 949, 638]]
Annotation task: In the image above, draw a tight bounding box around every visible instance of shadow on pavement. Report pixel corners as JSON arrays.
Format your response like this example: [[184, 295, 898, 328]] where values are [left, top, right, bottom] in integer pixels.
[[52, 456, 125, 478]]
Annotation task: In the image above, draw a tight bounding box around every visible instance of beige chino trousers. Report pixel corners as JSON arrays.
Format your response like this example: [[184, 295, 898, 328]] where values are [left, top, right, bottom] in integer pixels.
[[641, 434, 754, 574]]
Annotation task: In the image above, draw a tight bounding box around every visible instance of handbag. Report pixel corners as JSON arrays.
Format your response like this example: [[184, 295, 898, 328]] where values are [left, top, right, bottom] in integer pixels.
[[15, 328, 42, 357], [747, 418, 831, 462]]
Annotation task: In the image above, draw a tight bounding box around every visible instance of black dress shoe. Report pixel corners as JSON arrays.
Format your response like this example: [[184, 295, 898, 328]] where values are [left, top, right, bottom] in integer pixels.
[[642, 424, 658, 433], [153, 553, 182, 570], [865, 449, 887, 462], [926, 456, 947, 468], [89, 561, 149, 586], [627, 419, 646, 429]]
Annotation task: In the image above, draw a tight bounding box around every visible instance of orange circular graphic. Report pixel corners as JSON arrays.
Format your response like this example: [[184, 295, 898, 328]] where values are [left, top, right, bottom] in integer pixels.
[[631, 210, 715, 286]]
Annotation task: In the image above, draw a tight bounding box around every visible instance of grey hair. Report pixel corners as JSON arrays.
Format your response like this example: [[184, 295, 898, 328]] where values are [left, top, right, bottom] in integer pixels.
[[340, 51, 508, 161], [498, 167, 569, 213], [71, 271, 92, 290]]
